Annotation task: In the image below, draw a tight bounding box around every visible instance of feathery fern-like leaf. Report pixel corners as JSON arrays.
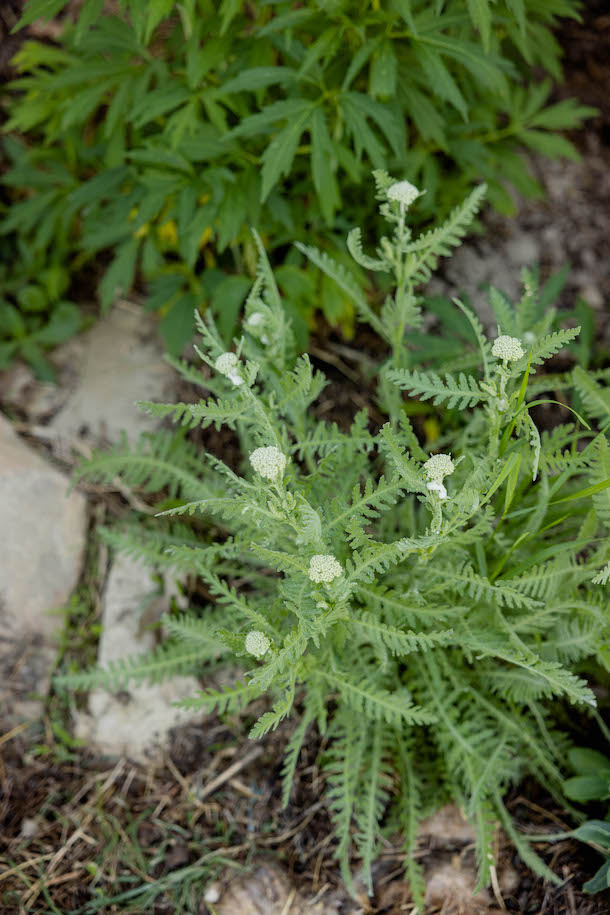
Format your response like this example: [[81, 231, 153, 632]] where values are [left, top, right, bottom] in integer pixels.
[[354, 719, 393, 894], [405, 184, 487, 285], [55, 640, 212, 691], [573, 366, 610, 422], [592, 562, 610, 585], [350, 611, 455, 657], [524, 326, 581, 372], [281, 706, 314, 808], [388, 368, 486, 408], [319, 669, 436, 726], [175, 680, 256, 715], [295, 242, 384, 335]]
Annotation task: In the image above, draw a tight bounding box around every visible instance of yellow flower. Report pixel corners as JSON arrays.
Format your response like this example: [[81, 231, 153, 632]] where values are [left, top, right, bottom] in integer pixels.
[[130, 206, 150, 239], [157, 219, 178, 246]]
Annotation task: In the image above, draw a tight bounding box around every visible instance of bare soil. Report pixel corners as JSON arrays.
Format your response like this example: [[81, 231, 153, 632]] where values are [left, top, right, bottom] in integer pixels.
[[3, 716, 610, 915]]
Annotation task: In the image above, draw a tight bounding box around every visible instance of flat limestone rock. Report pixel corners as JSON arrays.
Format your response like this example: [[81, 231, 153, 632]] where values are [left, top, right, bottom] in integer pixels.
[[49, 304, 176, 444], [0, 414, 87, 721], [209, 860, 343, 915], [418, 805, 519, 912], [75, 553, 202, 761], [420, 803, 477, 844], [424, 858, 492, 914], [427, 231, 541, 329]]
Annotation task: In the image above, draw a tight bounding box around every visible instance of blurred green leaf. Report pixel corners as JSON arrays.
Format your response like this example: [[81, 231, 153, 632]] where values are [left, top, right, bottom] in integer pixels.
[[159, 294, 198, 355], [211, 275, 251, 343], [564, 775, 610, 804], [17, 284, 48, 313], [36, 302, 82, 345]]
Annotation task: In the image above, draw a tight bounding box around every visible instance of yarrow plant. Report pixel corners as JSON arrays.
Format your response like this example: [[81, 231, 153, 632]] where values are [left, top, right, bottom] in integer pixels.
[[423, 453, 455, 524], [61, 177, 610, 903]]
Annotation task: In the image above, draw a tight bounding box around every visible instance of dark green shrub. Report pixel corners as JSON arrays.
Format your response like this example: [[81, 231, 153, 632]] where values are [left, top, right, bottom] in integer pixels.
[[1, 0, 594, 360], [0, 230, 84, 378]]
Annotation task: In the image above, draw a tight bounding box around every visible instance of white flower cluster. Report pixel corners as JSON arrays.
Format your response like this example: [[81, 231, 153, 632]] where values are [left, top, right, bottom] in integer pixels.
[[387, 180, 420, 208], [423, 453, 454, 502], [245, 630, 271, 659], [249, 446, 288, 481], [308, 554, 343, 584], [423, 453, 454, 482], [492, 335, 524, 364], [214, 351, 243, 386]]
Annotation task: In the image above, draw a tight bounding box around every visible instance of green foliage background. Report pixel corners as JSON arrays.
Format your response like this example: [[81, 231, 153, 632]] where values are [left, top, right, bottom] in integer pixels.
[[1, 0, 594, 370]]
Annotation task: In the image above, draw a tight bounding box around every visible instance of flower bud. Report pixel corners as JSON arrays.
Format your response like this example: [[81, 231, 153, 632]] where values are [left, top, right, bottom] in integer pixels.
[[245, 630, 271, 659], [249, 446, 288, 481], [423, 453, 455, 483], [387, 180, 420, 208], [214, 352, 243, 386], [492, 335, 524, 364], [308, 554, 343, 584]]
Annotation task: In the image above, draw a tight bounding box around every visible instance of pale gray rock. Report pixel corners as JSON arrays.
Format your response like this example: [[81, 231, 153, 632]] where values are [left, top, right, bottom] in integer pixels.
[[418, 804, 519, 911], [50, 303, 176, 444], [211, 860, 343, 914], [420, 803, 477, 844], [75, 553, 202, 761], [0, 413, 87, 721], [0, 361, 71, 423], [424, 860, 492, 913], [579, 283, 604, 310], [428, 232, 541, 329]]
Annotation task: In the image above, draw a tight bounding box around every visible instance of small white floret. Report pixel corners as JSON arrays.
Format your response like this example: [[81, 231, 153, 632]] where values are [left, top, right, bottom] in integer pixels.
[[387, 180, 420, 208], [308, 554, 343, 584], [215, 351, 238, 374], [423, 453, 455, 483], [214, 351, 243, 386], [426, 480, 448, 501], [203, 884, 221, 904], [245, 630, 271, 659], [492, 335, 524, 363], [249, 446, 288, 481], [246, 312, 270, 345]]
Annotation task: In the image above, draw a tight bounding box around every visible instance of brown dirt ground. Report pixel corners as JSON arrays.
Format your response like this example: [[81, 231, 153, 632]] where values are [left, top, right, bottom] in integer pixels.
[[3, 714, 610, 914]]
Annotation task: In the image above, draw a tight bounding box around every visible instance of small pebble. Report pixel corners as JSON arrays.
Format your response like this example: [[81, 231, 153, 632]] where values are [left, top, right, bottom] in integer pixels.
[[204, 883, 221, 904], [19, 817, 40, 839], [579, 284, 604, 309]]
